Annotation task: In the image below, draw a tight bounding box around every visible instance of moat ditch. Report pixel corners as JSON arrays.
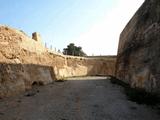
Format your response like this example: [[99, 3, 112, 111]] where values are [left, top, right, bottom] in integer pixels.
[[0, 76, 159, 120]]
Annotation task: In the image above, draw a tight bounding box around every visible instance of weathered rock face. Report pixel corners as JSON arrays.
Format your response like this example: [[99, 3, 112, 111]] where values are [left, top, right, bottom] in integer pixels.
[[86, 57, 116, 76], [0, 25, 116, 97], [0, 26, 54, 97], [116, 0, 160, 93], [48, 55, 116, 79]]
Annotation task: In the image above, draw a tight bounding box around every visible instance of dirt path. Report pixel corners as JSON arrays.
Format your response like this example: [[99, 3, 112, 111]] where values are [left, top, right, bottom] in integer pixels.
[[0, 77, 159, 120]]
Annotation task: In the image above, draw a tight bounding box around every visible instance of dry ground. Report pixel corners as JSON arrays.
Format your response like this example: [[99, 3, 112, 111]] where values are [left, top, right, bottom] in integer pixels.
[[0, 77, 159, 120]]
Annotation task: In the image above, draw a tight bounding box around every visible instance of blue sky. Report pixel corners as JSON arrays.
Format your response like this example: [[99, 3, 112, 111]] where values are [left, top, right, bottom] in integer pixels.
[[0, 0, 144, 55]]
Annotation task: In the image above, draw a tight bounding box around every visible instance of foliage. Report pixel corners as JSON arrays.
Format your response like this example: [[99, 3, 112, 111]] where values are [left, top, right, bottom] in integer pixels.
[[63, 43, 87, 56]]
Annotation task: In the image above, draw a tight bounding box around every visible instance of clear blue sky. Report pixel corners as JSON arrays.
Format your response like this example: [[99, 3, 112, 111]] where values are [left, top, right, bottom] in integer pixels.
[[0, 0, 144, 55]]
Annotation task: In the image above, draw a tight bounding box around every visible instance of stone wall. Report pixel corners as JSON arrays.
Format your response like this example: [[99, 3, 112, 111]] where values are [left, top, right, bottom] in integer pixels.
[[116, 0, 160, 93], [32, 32, 41, 42], [0, 25, 116, 97]]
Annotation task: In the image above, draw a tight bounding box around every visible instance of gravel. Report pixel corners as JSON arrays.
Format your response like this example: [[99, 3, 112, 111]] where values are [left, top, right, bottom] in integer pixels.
[[0, 77, 159, 120]]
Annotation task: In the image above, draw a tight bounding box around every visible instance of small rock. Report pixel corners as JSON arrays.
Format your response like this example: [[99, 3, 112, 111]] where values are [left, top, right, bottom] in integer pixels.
[[37, 90, 40, 93], [55, 80, 66, 82], [93, 104, 99, 108], [17, 100, 21, 103], [0, 112, 4, 115], [130, 106, 137, 110], [24, 92, 36, 97]]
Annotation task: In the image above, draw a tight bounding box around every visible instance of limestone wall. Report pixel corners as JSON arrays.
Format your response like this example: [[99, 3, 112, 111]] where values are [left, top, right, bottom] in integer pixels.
[[0, 25, 116, 97], [116, 0, 160, 93]]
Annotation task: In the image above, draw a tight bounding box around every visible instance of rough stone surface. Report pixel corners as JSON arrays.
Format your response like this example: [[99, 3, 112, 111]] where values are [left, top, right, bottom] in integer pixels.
[[0, 25, 116, 97], [116, 0, 160, 93]]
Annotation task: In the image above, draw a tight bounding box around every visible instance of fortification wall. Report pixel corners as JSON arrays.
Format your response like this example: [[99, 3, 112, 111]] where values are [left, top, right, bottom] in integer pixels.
[[0, 26, 116, 97], [116, 0, 160, 93]]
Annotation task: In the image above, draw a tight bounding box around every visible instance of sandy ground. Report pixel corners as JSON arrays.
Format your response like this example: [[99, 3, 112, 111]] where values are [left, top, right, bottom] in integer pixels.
[[0, 76, 159, 120]]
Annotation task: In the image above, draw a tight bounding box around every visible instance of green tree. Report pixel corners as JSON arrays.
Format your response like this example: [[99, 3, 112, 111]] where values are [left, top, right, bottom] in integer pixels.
[[63, 43, 86, 56]]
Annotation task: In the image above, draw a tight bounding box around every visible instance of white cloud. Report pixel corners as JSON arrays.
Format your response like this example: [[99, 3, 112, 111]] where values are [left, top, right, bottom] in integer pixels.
[[74, 0, 144, 55]]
